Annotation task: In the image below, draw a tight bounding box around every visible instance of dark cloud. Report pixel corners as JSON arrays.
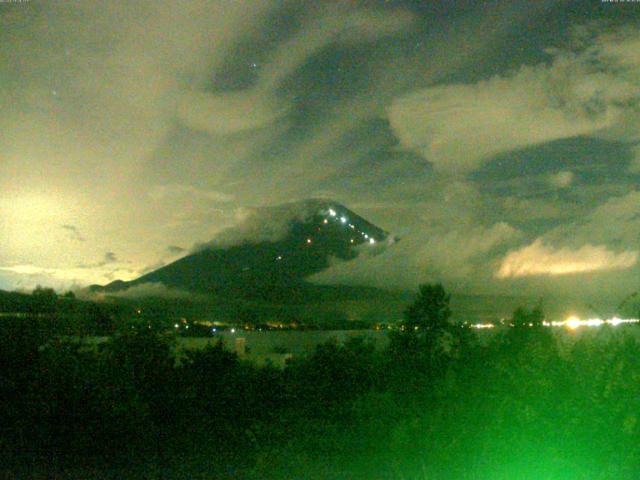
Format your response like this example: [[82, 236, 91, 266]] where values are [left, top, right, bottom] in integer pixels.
[[73, 252, 118, 269], [102, 252, 117, 264], [166, 245, 185, 255], [61, 225, 85, 242]]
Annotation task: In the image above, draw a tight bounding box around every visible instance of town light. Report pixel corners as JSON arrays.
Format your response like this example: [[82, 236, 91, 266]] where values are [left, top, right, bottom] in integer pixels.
[[565, 316, 581, 330]]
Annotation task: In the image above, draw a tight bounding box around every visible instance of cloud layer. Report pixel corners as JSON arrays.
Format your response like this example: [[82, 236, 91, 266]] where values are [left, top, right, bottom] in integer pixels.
[[496, 240, 638, 278], [1, 2, 639, 301], [389, 27, 640, 173]]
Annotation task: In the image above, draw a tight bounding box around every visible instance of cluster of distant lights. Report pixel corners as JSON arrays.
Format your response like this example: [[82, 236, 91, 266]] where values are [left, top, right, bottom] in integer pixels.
[[174, 323, 238, 334], [276, 207, 377, 262], [469, 316, 640, 330], [173, 317, 639, 333], [324, 208, 376, 245]]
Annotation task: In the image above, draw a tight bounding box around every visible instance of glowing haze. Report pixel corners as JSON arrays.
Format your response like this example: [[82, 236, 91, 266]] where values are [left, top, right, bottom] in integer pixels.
[[496, 240, 639, 278], [1, 1, 639, 302]]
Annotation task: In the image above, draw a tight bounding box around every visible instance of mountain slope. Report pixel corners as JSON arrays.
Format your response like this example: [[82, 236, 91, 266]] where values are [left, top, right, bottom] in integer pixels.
[[94, 199, 391, 298]]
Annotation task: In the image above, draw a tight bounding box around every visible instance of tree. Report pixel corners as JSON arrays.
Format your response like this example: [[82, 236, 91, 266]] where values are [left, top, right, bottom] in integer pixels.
[[402, 283, 452, 333], [502, 304, 552, 353], [389, 283, 455, 374], [510, 304, 544, 328], [30, 285, 58, 314]]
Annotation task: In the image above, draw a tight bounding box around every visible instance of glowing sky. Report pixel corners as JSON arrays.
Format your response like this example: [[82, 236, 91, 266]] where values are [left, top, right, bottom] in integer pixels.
[[1, 0, 640, 300]]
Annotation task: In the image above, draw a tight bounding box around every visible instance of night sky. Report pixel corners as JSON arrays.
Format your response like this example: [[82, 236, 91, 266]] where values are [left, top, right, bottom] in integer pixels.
[[1, 0, 639, 302]]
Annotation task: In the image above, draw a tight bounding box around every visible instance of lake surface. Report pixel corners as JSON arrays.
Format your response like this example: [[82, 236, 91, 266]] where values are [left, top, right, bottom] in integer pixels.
[[179, 329, 388, 355], [179, 324, 640, 356], [53, 323, 640, 365]]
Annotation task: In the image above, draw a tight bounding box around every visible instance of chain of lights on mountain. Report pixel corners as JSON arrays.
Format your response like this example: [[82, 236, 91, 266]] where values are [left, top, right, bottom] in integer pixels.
[[469, 316, 640, 330], [325, 208, 376, 244], [276, 207, 377, 262]]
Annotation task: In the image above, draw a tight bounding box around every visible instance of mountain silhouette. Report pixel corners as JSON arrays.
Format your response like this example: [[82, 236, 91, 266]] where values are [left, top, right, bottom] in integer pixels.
[[92, 199, 393, 301]]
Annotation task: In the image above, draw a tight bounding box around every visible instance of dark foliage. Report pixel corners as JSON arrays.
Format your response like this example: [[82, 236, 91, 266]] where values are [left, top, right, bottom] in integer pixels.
[[1, 286, 640, 479]]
